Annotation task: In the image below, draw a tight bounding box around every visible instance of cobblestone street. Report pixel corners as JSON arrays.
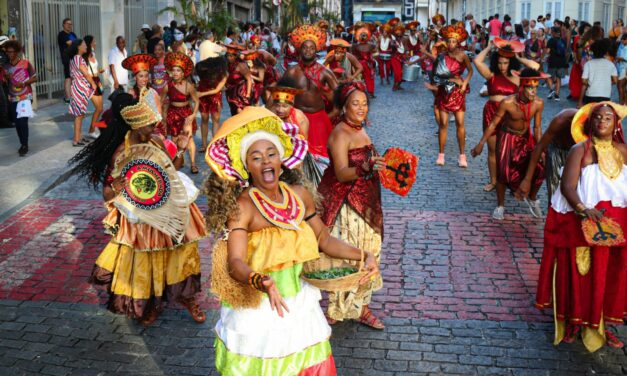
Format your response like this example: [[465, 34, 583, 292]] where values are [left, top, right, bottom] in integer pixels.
[[1, 73, 626, 375]]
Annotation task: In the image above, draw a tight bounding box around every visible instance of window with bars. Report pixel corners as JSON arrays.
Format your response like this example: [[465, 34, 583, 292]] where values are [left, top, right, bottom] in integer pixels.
[[604, 3, 611, 31], [578, 1, 590, 22]]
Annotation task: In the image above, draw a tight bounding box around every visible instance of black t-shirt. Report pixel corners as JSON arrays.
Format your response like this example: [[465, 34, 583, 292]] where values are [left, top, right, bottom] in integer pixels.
[[57, 30, 77, 55], [147, 37, 163, 54], [547, 36, 568, 68]]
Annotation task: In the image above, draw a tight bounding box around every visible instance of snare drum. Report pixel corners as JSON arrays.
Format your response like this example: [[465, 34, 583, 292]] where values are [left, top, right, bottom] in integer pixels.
[[408, 55, 420, 65], [379, 53, 391, 61]]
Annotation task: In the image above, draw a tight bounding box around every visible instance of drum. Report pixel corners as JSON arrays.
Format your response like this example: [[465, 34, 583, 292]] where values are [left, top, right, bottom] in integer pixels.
[[407, 55, 420, 65], [402, 64, 421, 82], [379, 53, 391, 61]]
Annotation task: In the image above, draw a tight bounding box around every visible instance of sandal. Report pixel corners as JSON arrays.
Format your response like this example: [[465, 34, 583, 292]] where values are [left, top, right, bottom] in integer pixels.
[[605, 328, 625, 348], [190, 165, 199, 174], [483, 182, 496, 192], [138, 306, 159, 327], [72, 141, 86, 147], [198, 146, 207, 153], [562, 323, 581, 344], [179, 297, 206, 323], [358, 307, 385, 330]]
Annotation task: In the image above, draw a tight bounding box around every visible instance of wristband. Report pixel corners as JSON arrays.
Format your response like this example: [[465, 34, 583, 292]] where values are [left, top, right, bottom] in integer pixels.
[[248, 272, 269, 292]]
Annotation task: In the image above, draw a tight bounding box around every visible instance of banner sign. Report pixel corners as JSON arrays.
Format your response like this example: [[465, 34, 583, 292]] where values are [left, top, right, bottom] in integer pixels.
[[402, 0, 415, 21]]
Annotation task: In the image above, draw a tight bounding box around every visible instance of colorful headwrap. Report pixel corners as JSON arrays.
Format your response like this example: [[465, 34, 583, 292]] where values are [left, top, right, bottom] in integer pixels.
[[406, 21, 419, 31], [511, 69, 550, 87], [250, 35, 261, 46], [571, 102, 627, 144], [493, 37, 524, 58], [440, 24, 468, 42], [164, 52, 194, 78], [267, 86, 304, 105], [120, 88, 163, 129], [432, 14, 445, 25], [329, 38, 351, 50], [338, 81, 367, 107], [122, 54, 158, 75], [393, 24, 406, 35], [205, 107, 308, 182], [290, 24, 327, 51], [242, 50, 259, 61], [381, 23, 393, 34]]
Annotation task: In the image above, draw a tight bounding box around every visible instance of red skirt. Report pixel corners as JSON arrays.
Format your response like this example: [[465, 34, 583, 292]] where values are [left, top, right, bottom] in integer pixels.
[[251, 82, 264, 104], [435, 85, 468, 112], [303, 109, 333, 158], [496, 130, 544, 192], [569, 63, 583, 99], [166, 105, 197, 137], [536, 203, 627, 328], [197, 80, 222, 115], [226, 82, 251, 116], [482, 99, 501, 131]]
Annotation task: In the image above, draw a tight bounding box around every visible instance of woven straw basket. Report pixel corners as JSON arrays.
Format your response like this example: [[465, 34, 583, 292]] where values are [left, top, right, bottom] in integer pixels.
[[301, 226, 368, 292]]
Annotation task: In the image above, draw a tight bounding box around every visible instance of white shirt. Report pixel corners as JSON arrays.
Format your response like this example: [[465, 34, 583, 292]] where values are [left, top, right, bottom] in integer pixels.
[[107, 47, 128, 86], [199, 40, 225, 60], [582, 58, 618, 98]]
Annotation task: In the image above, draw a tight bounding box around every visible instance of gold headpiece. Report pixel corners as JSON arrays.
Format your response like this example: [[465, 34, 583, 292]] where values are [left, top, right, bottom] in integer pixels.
[[120, 88, 162, 129]]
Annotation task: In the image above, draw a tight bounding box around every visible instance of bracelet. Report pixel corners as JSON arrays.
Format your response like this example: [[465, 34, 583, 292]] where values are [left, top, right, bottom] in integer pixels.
[[248, 272, 269, 292]]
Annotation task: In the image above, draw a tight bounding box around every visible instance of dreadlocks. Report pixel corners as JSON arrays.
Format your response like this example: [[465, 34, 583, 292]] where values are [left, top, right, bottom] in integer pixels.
[[68, 93, 135, 190]]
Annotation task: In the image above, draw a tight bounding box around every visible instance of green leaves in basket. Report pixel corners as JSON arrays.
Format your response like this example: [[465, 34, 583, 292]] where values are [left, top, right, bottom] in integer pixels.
[[304, 267, 358, 280]]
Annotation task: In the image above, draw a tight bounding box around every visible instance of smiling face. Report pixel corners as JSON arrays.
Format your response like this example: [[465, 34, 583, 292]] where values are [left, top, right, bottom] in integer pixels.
[[591, 106, 616, 139], [344, 90, 368, 124], [246, 139, 282, 190], [135, 70, 150, 88], [154, 43, 165, 58]]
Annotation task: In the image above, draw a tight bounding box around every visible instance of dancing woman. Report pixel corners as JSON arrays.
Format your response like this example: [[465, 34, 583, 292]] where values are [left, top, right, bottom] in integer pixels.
[[196, 56, 227, 151], [69, 90, 206, 326], [204, 106, 378, 374], [224, 44, 253, 115], [162, 52, 200, 174], [473, 38, 539, 191], [433, 24, 473, 167], [317, 82, 386, 329]]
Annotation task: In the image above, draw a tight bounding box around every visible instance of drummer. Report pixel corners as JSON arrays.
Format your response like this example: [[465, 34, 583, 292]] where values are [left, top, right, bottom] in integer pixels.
[[324, 39, 363, 83], [377, 23, 393, 85], [407, 21, 422, 57]]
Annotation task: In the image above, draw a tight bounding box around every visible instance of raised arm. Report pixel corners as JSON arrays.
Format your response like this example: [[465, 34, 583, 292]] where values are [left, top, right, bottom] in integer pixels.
[[473, 42, 494, 80]]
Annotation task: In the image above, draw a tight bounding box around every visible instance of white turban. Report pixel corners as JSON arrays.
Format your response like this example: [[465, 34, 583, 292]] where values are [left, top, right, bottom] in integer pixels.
[[240, 130, 285, 169]]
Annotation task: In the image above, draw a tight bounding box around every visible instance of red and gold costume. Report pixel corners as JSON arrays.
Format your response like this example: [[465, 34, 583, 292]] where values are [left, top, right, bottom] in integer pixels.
[[407, 21, 421, 56], [434, 25, 470, 112], [352, 23, 376, 95], [318, 143, 383, 320], [377, 25, 393, 80], [390, 26, 406, 86], [283, 41, 299, 70], [536, 102, 627, 352], [164, 52, 196, 137]]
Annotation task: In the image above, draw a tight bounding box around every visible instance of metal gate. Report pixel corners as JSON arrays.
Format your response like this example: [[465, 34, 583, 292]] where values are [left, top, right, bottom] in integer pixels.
[[20, 0, 101, 98], [124, 0, 159, 50]]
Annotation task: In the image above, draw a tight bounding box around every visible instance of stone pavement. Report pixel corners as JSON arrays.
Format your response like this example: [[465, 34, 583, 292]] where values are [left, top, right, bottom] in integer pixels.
[[1, 73, 626, 375]]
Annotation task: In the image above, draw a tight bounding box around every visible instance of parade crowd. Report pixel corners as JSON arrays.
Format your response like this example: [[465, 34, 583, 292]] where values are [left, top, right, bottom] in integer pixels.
[[1, 8, 626, 375]]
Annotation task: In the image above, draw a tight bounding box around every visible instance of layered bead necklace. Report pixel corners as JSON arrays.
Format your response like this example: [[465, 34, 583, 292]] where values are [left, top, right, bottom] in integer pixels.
[[592, 137, 624, 180]]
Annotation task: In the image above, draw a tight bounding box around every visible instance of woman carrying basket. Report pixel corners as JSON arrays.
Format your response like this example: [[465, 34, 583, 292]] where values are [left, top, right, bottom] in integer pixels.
[[317, 82, 386, 329], [204, 106, 378, 375]]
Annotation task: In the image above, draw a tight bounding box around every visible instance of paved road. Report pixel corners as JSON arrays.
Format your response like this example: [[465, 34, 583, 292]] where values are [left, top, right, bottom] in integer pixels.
[[1, 72, 626, 375]]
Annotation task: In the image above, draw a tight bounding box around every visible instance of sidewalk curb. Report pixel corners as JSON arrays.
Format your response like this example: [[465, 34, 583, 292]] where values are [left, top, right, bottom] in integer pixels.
[[0, 166, 74, 223]]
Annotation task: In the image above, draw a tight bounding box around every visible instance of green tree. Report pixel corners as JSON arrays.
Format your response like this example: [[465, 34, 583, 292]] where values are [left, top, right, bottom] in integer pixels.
[[159, 0, 236, 39]]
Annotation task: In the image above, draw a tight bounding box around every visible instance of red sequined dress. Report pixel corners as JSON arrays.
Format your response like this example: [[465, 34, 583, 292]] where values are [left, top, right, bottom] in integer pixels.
[[225, 62, 251, 115], [198, 76, 223, 115], [434, 54, 469, 112], [166, 81, 197, 137], [483, 74, 518, 131]]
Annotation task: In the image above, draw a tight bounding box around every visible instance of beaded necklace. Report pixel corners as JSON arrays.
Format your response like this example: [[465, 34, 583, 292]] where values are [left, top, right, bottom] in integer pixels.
[[248, 182, 304, 230]]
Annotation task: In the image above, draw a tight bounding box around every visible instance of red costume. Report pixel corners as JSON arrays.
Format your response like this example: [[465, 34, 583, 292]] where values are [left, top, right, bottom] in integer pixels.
[[225, 62, 251, 115], [317, 144, 383, 235], [377, 36, 393, 80], [496, 98, 544, 193], [434, 54, 469, 112], [390, 37, 405, 85], [355, 50, 375, 95], [569, 35, 584, 99], [198, 79, 222, 115], [483, 74, 518, 130], [283, 43, 299, 70], [166, 81, 197, 137]]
